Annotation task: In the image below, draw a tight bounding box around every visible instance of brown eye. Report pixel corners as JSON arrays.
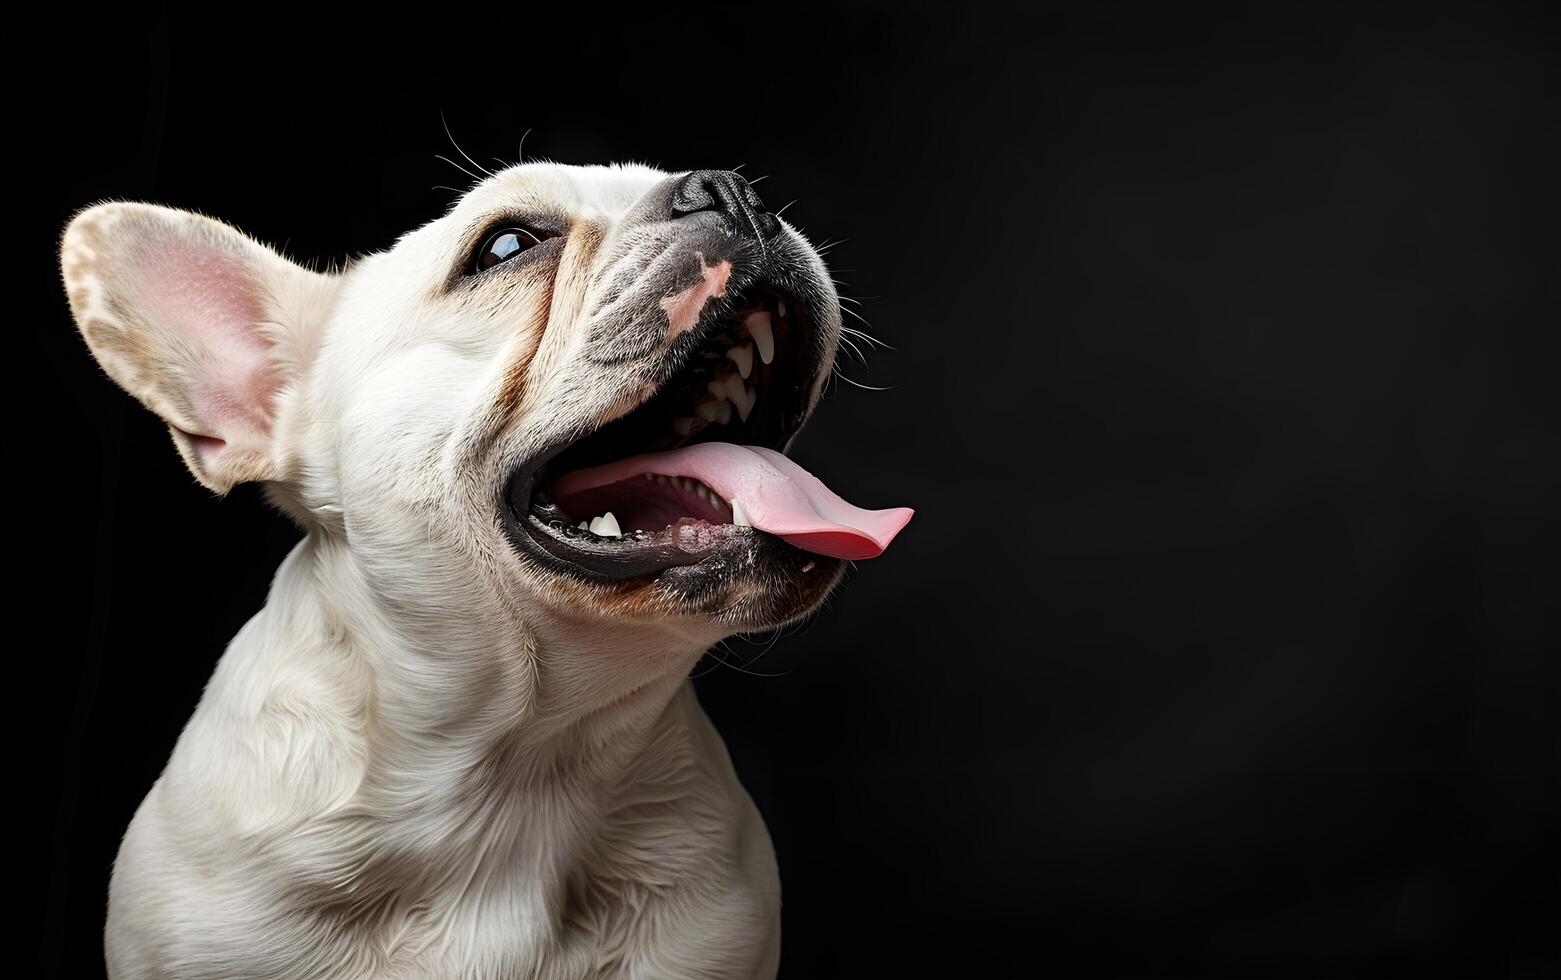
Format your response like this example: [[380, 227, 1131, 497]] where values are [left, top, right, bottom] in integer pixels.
[[475, 227, 550, 272]]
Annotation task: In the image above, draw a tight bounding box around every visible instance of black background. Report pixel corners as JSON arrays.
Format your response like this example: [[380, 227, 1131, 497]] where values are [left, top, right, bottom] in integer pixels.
[[31, 2, 1557, 977]]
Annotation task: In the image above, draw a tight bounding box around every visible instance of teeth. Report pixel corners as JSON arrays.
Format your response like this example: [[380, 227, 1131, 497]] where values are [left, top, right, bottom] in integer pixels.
[[745, 311, 775, 365], [730, 498, 750, 527], [588, 512, 622, 538], [636, 474, 730, 520], [707, 373, 742, 405], [708, 369, 757, 422], [777, 299, 786, 318], [728, 343, 754, 379], [694, 398, 731, 424], [672, 417, 696, 436], [578, 521, 589, 530]]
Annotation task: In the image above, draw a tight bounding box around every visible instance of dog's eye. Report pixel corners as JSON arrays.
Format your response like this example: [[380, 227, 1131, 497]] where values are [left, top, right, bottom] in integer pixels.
[[474, 227, 553, 272]]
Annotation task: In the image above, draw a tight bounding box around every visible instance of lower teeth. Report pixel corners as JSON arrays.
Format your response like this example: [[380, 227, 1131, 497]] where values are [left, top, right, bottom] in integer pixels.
[[585, 512, 622, 538]]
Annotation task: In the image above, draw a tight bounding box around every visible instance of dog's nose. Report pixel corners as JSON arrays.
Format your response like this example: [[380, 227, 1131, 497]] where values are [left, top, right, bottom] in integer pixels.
[[670, 170, 780, 240]]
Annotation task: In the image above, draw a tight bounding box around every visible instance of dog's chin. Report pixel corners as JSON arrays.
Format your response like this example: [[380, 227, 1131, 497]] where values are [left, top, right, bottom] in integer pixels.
[[499, 274, 849, 627], [657, 534, 847, 630]]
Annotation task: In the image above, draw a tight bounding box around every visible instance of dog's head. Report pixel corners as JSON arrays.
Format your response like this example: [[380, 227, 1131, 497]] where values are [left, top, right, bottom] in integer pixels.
[[60, 163, 910, 710]]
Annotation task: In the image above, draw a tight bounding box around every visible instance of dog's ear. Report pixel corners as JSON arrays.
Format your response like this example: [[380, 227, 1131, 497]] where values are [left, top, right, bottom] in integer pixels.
[[59, 202, 338, 493]]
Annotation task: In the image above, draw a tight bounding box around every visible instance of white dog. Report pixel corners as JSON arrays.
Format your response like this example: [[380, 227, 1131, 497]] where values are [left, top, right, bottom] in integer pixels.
[[59, 162, 912, 979]]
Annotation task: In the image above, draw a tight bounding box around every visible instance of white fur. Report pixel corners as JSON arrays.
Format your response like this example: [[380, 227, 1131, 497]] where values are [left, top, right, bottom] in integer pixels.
[[59, 163, 845, 978]]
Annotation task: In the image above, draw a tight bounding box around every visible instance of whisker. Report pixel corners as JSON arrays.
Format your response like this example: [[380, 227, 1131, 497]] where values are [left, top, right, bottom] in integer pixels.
[[844, 326, 896, 353], [703, 644, 790, 679], [440, 111, 496, 178], [731, 627, 787, 671], [434, 155, 484, 185], [841, 311, 896, 350], [837, 333, 871, 366], [830, 368, 895, 392]]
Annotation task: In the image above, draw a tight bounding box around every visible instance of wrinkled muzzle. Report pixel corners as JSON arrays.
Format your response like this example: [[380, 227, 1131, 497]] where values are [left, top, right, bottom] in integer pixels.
[[499, 170, 913, 583]]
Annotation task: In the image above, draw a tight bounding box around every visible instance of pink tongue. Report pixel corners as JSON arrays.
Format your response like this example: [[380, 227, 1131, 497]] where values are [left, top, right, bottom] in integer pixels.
[[550, 443, 913, 559]]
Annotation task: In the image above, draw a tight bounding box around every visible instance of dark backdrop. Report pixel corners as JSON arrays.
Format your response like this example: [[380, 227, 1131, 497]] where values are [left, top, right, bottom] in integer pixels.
[[31, 2, 1557, 977]]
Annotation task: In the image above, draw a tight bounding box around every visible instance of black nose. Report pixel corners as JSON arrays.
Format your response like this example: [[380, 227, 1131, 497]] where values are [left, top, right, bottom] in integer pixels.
[[670, 170, 780, 240]]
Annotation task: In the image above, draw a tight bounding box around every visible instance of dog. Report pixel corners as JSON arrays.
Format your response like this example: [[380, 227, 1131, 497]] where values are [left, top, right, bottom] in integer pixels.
[[59, 162, 912, 979]]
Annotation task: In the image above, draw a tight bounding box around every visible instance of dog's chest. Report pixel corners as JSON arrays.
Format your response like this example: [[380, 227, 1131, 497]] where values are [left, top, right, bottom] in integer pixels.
[[298, 788, 778, 979], [108, 693, 780, 980]]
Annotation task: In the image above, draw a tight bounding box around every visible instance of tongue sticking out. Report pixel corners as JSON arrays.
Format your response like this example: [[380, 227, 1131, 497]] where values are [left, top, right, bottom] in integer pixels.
[[550, 444, 913, 560]]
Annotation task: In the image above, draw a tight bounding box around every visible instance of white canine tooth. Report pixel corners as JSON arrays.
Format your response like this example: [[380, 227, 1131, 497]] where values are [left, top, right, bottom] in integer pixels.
[[729, 343, 753, 379], [720, 374, 747, 405], [735, 382, 756, 422], [745, 311, 775, 364], [716, 399, 732, 424], [578, 521, 589, 530], [712, 370, 756, 421], [589, 512, 622, 538], [695, 400, 725, 423], [730, 498, 751, 527], [672, 417, 695, 436], [777, 299, 786, 318]]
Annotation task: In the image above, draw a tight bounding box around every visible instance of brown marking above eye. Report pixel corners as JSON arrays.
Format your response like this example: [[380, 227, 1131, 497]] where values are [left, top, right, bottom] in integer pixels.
[[475, 226, 557, 272]]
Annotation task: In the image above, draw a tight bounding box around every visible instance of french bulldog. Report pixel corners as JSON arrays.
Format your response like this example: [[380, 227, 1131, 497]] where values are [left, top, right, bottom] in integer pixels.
[[59, 163, 911, 979]]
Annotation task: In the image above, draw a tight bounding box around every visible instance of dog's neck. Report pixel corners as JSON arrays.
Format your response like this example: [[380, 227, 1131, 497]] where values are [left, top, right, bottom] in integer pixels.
[[225, 532, 733, 921]]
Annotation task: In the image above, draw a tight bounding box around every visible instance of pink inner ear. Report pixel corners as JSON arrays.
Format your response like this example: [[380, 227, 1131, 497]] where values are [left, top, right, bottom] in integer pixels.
[[137, 236, 280, 458]]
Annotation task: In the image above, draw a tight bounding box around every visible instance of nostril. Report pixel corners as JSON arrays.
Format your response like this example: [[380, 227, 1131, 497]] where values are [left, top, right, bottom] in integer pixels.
[[671, 170, 753, 216], [670, 170, 780, 240], [669, 171, 724, 217]]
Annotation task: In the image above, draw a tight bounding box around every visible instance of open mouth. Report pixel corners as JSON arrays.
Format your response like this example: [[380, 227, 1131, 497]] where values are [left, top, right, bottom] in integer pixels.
[[502, 286, 912, 582]]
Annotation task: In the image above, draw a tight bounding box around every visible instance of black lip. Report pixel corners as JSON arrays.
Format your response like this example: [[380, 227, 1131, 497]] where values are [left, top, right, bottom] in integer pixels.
[[499, 274, 827, 584]]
